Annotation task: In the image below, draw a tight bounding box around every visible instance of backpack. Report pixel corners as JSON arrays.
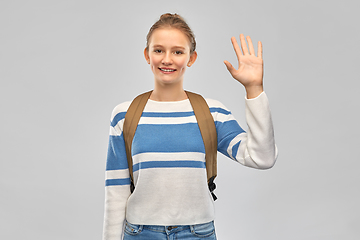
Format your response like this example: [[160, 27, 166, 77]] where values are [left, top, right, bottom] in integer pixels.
[[123, 90, 218, 200]]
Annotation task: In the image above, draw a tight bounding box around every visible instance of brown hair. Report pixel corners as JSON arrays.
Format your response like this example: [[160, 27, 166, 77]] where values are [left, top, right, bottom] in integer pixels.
[[146, 13, 196, 54]]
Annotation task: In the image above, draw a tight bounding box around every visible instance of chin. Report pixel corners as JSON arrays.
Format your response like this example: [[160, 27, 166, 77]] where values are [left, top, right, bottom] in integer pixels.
[[156, 78, 182, 86]]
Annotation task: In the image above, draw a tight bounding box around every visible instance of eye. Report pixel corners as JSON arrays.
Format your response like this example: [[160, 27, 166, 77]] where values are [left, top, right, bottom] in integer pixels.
[[174, 51, 183, 55], [154, 49, 162, 53]]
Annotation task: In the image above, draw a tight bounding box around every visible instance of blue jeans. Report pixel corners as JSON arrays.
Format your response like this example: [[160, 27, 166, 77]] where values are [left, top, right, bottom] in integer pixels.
[[123, 220, 217, 240]]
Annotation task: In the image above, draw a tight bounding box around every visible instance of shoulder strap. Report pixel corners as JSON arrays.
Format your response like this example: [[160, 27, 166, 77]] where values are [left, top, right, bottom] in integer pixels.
[[123, 90, 218, 200], [185, 91, 218, 200], [123, 90, 153, 192]]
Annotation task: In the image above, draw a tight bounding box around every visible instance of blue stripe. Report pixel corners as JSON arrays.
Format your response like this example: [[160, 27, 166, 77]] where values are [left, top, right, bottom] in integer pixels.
[[132, 123, 205, 155], [105, 178, 131, 186], [133, 160, 205, 172], [111, 107, 230, 127], [216, 120, 245, 158], [110, 107, 230, 127], [231, 141, 241, 159], [216, 120, 245, 143], [111, 111, 126, 127], [106, 134, 129, 171], [210, 107, 231, 115], [142, 111, 194, 118]]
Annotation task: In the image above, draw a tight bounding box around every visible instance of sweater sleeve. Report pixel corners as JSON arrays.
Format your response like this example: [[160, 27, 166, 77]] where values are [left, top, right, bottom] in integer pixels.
[[102, 102, 132, 240], [213, 92, 278, 169]]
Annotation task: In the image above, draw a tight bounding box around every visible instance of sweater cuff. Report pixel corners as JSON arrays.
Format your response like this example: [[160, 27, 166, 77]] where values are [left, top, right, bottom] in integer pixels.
[[244, 91, 270, 118], [244, 91, 265, 101]]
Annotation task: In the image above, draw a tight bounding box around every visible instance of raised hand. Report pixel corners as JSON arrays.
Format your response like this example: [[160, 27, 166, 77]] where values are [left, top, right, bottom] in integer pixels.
[[224, 34, 264, 98]]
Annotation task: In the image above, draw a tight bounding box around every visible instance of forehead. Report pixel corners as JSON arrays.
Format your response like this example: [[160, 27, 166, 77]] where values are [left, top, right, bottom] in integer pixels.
[[149, 28, 190, 49]]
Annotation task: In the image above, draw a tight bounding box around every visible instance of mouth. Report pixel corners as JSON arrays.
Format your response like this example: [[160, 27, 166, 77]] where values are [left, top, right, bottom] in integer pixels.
[[159, 68, 176, 73]]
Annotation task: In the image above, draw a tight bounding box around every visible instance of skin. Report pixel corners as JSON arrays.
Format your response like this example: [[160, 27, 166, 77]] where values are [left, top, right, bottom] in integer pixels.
[[224, 34, 264, 99], [144, 28, 197, 101], [145, 29, 263, 101]]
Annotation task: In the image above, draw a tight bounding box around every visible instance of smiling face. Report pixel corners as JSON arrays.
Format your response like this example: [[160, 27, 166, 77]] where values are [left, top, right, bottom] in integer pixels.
[[144, 28, 197, 87]]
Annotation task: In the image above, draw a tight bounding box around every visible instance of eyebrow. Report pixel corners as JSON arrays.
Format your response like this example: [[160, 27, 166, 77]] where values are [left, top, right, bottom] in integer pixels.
[[152, 45, 186, 50]]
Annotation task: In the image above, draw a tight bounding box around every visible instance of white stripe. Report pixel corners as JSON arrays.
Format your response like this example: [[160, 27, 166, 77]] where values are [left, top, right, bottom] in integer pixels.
[[133, 152, 205, 165], [106, 169, 129, 180], [109, 125, 122, 136], [205, 98, 227, 109], [139, 115, 197, 125], [145, 99, 193, 112], [110, 119, 124, 136], [214, 112, 236, 123]]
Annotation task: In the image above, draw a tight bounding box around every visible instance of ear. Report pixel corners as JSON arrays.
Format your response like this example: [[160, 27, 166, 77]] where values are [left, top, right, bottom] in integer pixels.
[[144, 48, 150, 64], [187, 51, 198, 67]]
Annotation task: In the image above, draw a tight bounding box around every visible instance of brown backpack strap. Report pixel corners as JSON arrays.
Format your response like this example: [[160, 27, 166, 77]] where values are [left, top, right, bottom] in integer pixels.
[[123, 90, 153, 192], [123, 90, 218, 200], [185, 91, 218, 200]]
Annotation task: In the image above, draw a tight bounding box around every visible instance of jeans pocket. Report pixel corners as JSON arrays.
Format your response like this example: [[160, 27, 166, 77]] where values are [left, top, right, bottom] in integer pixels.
[[190, 221, 215, 238], [124, 221, 143, 236]]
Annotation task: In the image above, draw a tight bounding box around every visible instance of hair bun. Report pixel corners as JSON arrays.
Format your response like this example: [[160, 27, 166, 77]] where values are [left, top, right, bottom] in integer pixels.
[[160, 13, 183, 20]]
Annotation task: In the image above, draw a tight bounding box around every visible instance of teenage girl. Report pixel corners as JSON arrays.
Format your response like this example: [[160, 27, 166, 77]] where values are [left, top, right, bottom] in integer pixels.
[[103, 13, 277, 240]]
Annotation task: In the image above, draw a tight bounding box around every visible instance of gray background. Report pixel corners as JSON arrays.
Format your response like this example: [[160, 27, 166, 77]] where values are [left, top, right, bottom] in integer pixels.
[[1, 0, 359, 239]]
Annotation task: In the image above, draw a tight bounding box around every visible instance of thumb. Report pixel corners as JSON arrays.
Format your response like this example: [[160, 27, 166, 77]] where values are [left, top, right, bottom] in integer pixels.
[[224, 60, 236, 77]]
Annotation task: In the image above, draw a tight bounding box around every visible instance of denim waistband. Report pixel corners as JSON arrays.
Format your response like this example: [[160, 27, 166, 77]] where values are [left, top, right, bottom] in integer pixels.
[[144, 224, 189, 233], [125, 220, 214, 234]]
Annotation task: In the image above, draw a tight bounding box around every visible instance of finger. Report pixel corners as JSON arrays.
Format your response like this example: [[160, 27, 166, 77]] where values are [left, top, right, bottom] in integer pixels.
[[258, 41, 263, 59], [230, 36, 243, 62], [247, 36, 255, 55], [240, 34, 249, 55], [224, 60, 237, 77]]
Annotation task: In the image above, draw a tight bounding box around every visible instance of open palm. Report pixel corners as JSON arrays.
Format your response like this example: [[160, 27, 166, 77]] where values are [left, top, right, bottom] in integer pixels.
[[224, 34, 263, 88]]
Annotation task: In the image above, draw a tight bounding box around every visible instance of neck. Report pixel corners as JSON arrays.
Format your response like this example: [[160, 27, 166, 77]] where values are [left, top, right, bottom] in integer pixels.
[[150, 82, 187, 101]]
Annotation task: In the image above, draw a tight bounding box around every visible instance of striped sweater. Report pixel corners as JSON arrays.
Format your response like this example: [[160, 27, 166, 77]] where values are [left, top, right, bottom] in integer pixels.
[[102, 92, 277, 240]]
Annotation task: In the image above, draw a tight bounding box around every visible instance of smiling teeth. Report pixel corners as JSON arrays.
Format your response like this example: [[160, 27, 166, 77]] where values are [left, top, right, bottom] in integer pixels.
[[160, 68, 175, 72]]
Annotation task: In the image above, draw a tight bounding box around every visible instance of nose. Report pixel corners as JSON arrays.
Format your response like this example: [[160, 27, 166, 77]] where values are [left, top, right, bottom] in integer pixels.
[[161, 52, 173, 65]]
